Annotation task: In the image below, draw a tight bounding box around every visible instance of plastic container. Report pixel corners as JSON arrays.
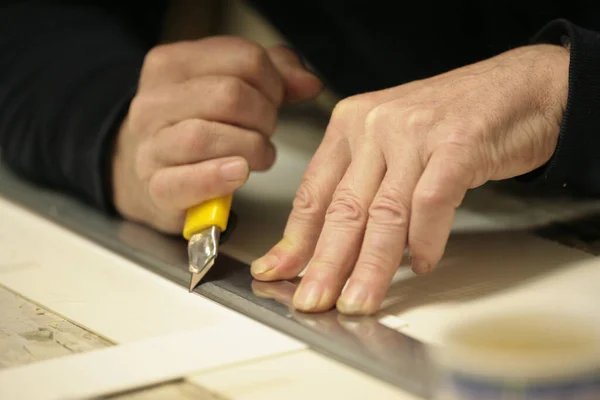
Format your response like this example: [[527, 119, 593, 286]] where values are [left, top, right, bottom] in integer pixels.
[[430, 309, 600, 400]]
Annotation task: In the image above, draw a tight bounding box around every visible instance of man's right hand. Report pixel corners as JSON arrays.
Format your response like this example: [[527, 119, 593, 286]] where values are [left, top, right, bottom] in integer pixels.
[[111, 36, 322, 233]]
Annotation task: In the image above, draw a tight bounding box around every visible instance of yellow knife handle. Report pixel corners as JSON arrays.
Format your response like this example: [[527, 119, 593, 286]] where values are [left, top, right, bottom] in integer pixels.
[[183, 194, 233, 240]]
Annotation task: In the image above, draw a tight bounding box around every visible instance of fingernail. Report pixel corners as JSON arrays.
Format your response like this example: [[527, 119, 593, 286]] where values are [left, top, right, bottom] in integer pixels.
[[337, 284, 369, 314], [220, 159, 248, 182], [411, 258, 431, 274], [293, 281, 323, 311], [251, 254, 278, 275]]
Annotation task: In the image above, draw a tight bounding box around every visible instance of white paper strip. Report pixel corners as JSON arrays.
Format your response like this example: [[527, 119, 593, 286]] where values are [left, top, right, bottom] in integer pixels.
[[0, 321, 304, 400]]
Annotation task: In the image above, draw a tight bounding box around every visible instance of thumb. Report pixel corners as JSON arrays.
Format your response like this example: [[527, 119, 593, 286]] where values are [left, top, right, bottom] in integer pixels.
[[267, 45, 324, 104]]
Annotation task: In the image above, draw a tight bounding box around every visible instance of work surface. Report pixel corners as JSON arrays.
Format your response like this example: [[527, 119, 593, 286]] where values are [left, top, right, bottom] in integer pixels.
[[3, 104, 600, 399]]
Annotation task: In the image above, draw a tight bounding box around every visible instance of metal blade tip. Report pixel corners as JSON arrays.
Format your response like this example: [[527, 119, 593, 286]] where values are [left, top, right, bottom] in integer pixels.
[[186, 226, 220, 293], [189, 272, 203, 292]]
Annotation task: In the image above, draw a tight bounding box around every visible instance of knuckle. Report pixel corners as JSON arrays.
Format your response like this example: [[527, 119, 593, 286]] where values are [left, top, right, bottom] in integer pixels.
[[331, 96, 360, 119], [243, 43, 271, 78], [327, 96, 365, 137], [365, 103, 434, 139], [413, 187, 449, 209], [178, 120, 209, 154], [128, 92, 161, 127], [326, 189, 366, 225], [401, 106, 436, 133], [216, 77, 247, 113], [332, 96, 366, 119], [364, 102, 395, 136], [368, 188, 410, 230], [292, 177, 323, 219], [143, 45, 172, 75]]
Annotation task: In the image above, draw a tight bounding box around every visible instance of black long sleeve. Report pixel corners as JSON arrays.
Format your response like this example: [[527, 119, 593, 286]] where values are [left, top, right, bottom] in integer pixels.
[[524, 19, 600, 196], [3, 1, 600, 214], [0, 1, 163, 212]]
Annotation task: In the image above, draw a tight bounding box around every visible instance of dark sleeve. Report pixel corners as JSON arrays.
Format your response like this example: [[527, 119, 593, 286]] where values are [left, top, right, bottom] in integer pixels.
[[0, 1, 162, 212], [520, 19, 600, 196]]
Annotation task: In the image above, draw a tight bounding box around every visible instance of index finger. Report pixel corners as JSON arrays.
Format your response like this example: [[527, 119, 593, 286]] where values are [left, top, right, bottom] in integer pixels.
[[250, 136, 351, 281], [140, 36, 285, 105]]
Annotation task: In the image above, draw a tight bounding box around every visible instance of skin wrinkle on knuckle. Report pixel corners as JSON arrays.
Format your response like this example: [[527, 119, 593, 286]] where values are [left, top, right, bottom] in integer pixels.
[[291, 178, 323, 221], [326, 190, 366, 226], [368, 189, 409, 232]]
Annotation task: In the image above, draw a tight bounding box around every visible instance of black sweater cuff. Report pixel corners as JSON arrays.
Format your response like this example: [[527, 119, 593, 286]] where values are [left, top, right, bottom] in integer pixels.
[[520, 19, 600, 195], [76, 80, 138, 215], [0, 3, 148, 214]]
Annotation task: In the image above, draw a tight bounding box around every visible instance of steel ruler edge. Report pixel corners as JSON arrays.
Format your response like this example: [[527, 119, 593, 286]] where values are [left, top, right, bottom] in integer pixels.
[[0, 165, 433, 399]]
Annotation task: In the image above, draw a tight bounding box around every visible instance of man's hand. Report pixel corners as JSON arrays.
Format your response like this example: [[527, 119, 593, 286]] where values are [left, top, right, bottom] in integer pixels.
[[112, 36, 322, 233], [252, 44, 570, 315]]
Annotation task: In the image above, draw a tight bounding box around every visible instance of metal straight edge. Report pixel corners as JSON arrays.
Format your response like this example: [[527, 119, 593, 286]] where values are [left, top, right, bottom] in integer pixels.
[[0, 165, 434, 399]]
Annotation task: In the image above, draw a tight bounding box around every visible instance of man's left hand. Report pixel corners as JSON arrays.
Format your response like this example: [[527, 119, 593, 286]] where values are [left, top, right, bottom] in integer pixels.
[[251, 44, 570, 315]]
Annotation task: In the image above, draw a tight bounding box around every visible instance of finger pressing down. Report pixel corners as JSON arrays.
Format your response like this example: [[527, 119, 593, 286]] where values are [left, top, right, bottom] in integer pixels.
[[291, 140, 386, 313], [337, 147, 423, 315], [251, 137, 350, 282]]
